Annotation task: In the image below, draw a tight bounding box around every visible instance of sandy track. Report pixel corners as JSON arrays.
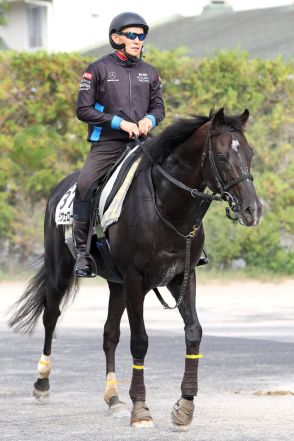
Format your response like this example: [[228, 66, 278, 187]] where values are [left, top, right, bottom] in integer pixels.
[[1, 279, 293, 342]]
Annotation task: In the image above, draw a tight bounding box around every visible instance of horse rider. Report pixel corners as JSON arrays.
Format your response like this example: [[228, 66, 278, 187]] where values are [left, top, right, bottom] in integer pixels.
[[73, 12, 165, 277]]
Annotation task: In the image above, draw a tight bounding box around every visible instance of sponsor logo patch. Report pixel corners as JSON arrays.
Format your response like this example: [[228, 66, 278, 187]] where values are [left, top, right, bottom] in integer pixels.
[[79, 78, 91, 91], [83, 72, 93, 80], [107, 71, 119, 82], [137, 72, 149, 83]]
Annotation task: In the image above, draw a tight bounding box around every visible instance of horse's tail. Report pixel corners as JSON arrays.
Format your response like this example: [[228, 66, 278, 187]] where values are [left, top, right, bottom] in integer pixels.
[[8, 258, 47, 333], [9, 172, 80, 334]]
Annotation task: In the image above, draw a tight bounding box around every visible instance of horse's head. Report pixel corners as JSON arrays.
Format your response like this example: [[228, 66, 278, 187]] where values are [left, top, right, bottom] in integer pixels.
[[203, 108, 262, 226]]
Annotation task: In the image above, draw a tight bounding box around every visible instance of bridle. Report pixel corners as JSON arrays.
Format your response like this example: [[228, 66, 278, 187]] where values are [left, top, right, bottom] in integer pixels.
[[201, 127, 254, 222], [147, 125, 254, 221]]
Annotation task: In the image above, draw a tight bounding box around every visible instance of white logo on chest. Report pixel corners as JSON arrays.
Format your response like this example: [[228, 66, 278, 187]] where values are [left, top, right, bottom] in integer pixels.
[[107, 71, 119, 82], [137, 72, 149, 82]]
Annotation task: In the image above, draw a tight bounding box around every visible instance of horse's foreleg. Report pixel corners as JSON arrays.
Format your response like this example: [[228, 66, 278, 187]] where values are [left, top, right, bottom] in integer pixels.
[[103, 281, 126, 413], [124, 271, 153, 427], [167, 271, 202, 430]]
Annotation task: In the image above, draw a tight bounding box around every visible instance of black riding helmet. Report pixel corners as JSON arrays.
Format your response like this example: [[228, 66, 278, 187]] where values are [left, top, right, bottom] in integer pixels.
[[109, 12, 149, 50]]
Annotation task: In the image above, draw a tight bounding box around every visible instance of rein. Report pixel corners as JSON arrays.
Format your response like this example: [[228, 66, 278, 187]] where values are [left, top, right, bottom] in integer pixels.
[[139, 140, 213, 310], [120, 111, 254, 309]]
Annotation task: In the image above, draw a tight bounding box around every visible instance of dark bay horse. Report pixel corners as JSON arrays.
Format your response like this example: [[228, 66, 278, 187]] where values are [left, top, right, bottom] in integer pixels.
[[9, 108, 261, 429]]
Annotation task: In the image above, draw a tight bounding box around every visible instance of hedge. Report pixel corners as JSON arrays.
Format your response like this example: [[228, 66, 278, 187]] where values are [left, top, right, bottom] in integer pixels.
[[0, 48, 293, 273]]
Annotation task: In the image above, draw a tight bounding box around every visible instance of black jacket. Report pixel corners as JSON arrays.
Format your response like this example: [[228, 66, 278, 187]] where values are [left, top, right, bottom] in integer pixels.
[[76, 52, 165, 143]]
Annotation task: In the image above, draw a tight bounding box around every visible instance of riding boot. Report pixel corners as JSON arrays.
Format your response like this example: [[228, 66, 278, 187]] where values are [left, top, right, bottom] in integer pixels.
[[72, 219, 93, 277], [196, 249, 209, 267]]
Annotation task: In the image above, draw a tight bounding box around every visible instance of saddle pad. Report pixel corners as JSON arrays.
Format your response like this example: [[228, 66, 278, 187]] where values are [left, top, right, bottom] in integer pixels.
[[100, 155, 142, 232], [99, 145, 140, 215], [55, 182, 77, 225]]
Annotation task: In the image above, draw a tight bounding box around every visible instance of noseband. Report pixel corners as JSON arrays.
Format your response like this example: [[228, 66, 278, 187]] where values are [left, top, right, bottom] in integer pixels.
[[202, 128, 253, 221]]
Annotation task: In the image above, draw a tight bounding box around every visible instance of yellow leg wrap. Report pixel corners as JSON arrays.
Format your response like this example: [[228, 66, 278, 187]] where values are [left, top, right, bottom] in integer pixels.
[[132, 364, 144, 370], [106, 379, 118, 386], [185, 354, 204, 359], [37, 354, 52, 379]]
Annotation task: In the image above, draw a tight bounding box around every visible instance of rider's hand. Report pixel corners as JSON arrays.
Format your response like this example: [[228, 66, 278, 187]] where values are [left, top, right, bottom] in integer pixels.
[[120, 120, 139, 139], [138, 118, 152, 137]]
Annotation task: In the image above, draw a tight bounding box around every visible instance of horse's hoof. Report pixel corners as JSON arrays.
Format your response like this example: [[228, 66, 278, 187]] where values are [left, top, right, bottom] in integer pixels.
[[171, 423, 191, 432], [171, 398, 194, 427], [33, 378, 50, 403], [130, 401, 153, 427], [108, 396, 129, 418], [131, 419, 154, 428], [33, 387, 50, 402]]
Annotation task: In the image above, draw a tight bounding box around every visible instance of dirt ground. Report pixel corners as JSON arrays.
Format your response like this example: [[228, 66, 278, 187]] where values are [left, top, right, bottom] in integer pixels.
[[0, 278, 293, 441], [1, 278, 293, 342]]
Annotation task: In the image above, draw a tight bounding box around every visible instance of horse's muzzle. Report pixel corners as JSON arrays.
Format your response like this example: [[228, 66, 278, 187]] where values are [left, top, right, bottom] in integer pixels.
[[239, 197, 262, 226]]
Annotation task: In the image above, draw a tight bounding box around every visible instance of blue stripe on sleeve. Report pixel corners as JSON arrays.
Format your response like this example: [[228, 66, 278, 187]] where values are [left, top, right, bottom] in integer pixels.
[[90, 102, 104, 141], [145, 114, 156, 128], [95, 102, 104, 112], [111, 116, 123, 130], [90, 127, 102, 141]]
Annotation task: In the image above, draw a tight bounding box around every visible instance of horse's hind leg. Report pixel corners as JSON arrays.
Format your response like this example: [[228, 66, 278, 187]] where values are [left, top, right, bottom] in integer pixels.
[[167, 271, 202, 430], [33, 247, 76, 401], [103, 281, 127, 414]]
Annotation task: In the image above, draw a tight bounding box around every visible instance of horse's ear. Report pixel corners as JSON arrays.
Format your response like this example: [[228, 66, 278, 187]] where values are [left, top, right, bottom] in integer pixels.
[[211, 107, 225, 131], [240, 109, 249, 125]]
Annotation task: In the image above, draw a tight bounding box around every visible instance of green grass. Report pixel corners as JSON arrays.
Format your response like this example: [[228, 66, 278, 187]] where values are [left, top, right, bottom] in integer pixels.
[[0, 267, 291, 284], [196, 266, 291, 284]]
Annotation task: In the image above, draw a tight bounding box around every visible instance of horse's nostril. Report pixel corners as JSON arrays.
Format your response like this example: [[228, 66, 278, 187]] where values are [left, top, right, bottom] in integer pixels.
[[245, 206, 253, 215]]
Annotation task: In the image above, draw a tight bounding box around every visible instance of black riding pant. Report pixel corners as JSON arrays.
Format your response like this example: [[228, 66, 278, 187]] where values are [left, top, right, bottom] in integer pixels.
[[73, 140, 125, 222]]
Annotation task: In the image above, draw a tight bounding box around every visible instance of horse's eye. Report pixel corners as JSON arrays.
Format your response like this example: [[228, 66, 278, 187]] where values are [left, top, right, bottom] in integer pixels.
[[217, 154, 228, 163]]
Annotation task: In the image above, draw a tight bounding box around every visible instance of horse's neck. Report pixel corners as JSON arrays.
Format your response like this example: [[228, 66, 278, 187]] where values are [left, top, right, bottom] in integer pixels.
[[154, 125, 208, 219]]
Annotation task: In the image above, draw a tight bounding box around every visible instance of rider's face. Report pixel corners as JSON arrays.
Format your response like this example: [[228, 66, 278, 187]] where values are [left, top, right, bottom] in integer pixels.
[[113, 26, 145, 57]]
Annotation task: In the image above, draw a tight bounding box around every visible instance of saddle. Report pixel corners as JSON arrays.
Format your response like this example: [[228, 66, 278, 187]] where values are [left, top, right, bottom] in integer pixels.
[[55, 141, 143, 282]]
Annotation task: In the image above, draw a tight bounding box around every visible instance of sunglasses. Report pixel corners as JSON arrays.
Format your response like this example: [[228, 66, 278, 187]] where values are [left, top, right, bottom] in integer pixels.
[[119, 32, 146, 41]]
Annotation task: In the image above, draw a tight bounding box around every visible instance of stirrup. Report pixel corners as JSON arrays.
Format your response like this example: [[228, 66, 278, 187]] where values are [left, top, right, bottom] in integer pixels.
[[74, 253, 97, 278]]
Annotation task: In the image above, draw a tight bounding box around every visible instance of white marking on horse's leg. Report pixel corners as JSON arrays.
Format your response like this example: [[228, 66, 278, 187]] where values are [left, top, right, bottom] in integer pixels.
[[37, 354, 52, 379], [104, 372, 128, 416], [104, 372, 119, 404]]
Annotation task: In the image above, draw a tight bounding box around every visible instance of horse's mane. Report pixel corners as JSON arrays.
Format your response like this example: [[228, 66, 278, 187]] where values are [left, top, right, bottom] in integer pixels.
[[138, 111, 245, 171]]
